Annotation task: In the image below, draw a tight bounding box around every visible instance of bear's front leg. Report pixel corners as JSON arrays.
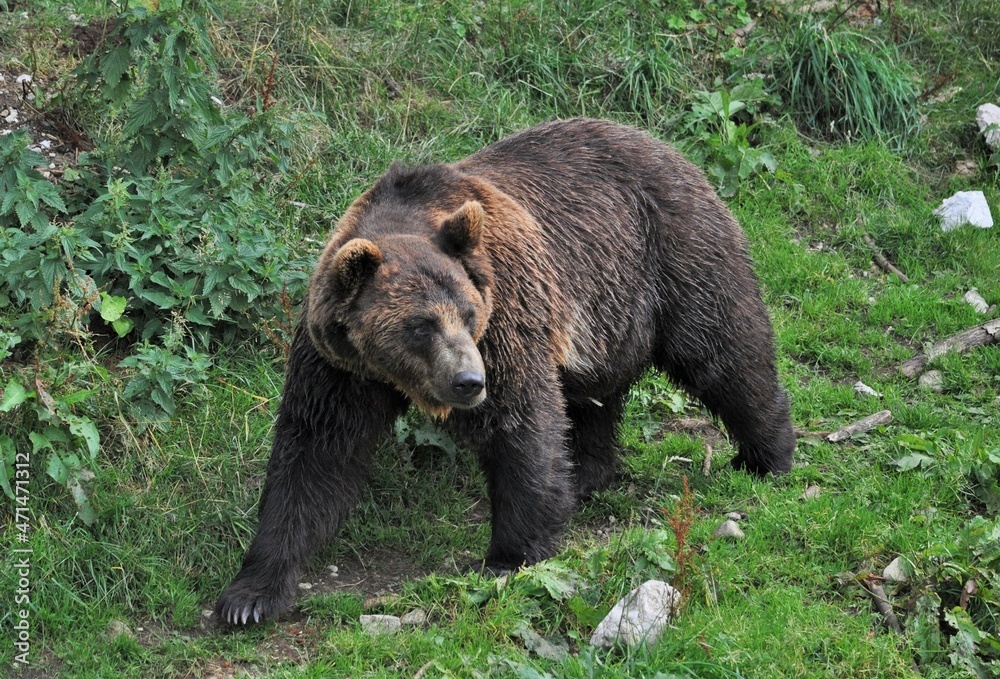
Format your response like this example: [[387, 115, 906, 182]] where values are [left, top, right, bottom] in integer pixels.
[[452, 376, 576, 572], [216, 328, 407, 625]]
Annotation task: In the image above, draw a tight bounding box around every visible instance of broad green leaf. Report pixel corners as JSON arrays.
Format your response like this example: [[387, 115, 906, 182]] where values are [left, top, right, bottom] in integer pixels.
[[99, 292, 128, 322], [47, 453, 68, 484], [68, 417, 100, 460], [0, 379, 30, 412], [0, 435, 15, 500]]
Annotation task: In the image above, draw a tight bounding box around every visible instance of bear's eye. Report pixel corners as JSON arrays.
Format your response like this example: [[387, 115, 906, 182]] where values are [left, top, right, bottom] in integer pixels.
[[406, 319, 436, 341]]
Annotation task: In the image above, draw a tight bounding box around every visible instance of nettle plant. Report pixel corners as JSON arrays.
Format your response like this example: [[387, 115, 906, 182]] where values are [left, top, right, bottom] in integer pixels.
[[0, 3, 310, 521], [679, 78, 780, 197]]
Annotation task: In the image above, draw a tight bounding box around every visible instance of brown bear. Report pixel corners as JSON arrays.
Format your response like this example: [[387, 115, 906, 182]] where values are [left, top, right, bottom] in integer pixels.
[[216, 118, 795, 625]]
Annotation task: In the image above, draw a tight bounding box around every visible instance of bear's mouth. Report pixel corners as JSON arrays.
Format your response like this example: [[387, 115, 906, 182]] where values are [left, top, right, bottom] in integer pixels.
[[408, 387, 487, 420]]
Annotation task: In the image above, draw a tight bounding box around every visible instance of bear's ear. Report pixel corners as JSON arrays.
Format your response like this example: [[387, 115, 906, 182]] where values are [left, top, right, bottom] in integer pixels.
[[311, 238, 382, 319], [327, 238, 382, 299], [436, 201, 484, 256]]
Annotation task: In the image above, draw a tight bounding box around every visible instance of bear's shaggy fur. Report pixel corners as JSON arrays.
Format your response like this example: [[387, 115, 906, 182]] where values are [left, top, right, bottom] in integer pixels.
[[217, 118, 795, 625]]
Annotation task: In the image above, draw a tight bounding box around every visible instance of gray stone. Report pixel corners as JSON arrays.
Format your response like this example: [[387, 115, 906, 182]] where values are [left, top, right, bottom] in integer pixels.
[[360, 614, 401, 635], [883, 557, 911, 583], [108, 620, 135, 639], [713, 519, 745, 540], [802, 485, 821, 500], [590, 580, 681, 649], [919, 370, 944, 393], [400, 608, 428, 627], [853, 381, 882, 397], [964, 289, 989, 314]]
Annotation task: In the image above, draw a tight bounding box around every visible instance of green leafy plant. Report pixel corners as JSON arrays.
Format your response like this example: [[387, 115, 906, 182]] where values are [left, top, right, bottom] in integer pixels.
[[0, 2, 313, 522], [0, 363, 106, 525], [680, 78, 779, 196], [905, 516, 1000, 675]]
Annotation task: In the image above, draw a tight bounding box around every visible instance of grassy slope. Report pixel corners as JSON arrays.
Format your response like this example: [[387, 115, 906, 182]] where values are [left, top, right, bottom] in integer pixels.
[[2, 0, 999, 677]]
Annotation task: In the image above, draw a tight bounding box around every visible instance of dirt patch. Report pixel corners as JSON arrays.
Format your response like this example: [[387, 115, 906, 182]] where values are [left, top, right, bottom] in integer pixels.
[[302, 548, 433, 601]]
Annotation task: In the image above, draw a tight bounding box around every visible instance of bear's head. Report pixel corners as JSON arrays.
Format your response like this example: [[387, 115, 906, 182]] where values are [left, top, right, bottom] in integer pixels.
[[307, 200, 494, 418]]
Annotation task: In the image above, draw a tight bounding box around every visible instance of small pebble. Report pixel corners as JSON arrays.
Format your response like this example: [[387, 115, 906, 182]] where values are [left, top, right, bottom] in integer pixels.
[[918, 370, 944, 393], [713, 519, 745, 540], [964, 289, 989, 314], [360, 614, 401, 635], [853, 381, 882, 397], [108, 620, 135, 639], [725, 511, 745, 521], [298, 582, 313, 590], [802, 485, 821, 500], [400, 608, 428, 626], [883, 557, 910, 583]]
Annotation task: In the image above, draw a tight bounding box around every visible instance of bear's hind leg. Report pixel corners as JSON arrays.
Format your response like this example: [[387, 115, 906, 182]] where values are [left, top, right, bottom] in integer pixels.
[[216, 328, 407, 625], [655, 346, 794, 477], [566, 392, 627, 499]]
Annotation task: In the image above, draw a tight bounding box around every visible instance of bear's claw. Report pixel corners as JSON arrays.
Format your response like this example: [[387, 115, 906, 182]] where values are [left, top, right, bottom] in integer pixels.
[[216, 576, 294, 626]]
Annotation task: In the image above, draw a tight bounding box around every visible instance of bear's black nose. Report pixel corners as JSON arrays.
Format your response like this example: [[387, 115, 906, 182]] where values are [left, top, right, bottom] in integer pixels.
[[451, 371, 485, 399]]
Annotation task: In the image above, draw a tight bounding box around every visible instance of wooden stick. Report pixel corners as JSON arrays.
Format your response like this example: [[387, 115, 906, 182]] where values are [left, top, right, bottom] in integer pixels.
[[901, 318, 1000, 378], [862, 576, 903, 634], [826, 410, 893, 443], [702, 444, 713, 477], [863, 234, 909, 282]]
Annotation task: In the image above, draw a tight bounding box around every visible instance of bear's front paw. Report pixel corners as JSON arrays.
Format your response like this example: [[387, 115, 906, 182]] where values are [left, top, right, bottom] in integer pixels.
[[465, 558, 517, 578], [216, 573, 295, 626]]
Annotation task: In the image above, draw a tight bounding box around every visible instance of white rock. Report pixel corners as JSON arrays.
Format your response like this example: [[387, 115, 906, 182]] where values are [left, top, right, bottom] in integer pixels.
[[108, 620, 135, 639], [16, 74, 32, 85], [725, 511, 745, 521], [400, 608, 428, 627], [919, 370, 944, 392], [883, 557, 911, 583], [4, 109, 18, 124], [589, 580, 680, 649], [934, 191, 994, 231], [977, 103, 1000, 151], [360, 614, 401, 635], [853, 381, 882, 397], [713, 519, 745, 540], [298, 582, 313, 590], [964, 289, 989, 314]]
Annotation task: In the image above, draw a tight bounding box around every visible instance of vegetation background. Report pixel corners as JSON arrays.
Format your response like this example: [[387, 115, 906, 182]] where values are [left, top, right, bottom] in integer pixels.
[[1, 0, 998, 676]]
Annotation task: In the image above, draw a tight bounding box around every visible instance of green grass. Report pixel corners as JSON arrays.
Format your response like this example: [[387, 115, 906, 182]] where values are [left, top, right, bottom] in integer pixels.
[[3, 0, 1000, 676]]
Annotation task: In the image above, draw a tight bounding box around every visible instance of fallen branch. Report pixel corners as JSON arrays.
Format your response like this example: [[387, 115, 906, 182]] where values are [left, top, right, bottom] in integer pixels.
[[861, 575, 903, 634], [702, 444, 713, 477], [826, 410, 893, 443], [901, 318, 1000, 378], [863, 234, 909, 283]]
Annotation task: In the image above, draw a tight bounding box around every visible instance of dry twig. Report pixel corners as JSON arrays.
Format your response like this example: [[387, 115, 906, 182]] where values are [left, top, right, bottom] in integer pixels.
[[826, 410, 893, 443], [863, 234, 909, 282], [861, 575, 903, 634]]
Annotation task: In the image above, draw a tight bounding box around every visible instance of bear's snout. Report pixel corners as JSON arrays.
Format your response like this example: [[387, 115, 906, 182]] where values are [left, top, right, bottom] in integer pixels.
[[450, 371, 485, 399]]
